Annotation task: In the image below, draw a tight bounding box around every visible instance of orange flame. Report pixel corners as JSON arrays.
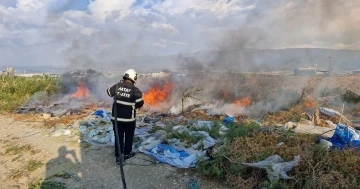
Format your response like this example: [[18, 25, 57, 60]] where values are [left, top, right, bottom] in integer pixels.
[[234, 97, 252, 107], [143, 82, 173, 106], [71, 81, 90, 99]]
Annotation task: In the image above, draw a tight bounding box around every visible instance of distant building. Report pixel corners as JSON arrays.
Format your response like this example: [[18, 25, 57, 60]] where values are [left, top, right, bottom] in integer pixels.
[[1, 67, 15, 76], [353, 69, 360, 75], [294, 67, 317, 76]]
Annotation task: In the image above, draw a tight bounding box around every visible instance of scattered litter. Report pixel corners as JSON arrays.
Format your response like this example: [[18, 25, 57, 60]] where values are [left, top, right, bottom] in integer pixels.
[[79, 126, 87, 133], [319, 139, 332, 149], [76, 110, 225, 167], [219, 124, 229, 135], [328, 123, 360, 149], [190, 131, 216, 149], [78, 109, 115, 146], [320, 107, 341, 118], [243, 155, 300, 182], [283, 122, 335, 138], [52, 129, 72, 137], [197, 120, 214, 128], [223, 116, 234, 124], [172, 125, 188, 133], [154, 121, 166, 128], [139, 144, 203, 168]]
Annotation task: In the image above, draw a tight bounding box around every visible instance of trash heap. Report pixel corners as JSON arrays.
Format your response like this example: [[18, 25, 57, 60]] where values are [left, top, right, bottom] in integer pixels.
[[283, 107, 360, 150], [77, 109, 227, 168]]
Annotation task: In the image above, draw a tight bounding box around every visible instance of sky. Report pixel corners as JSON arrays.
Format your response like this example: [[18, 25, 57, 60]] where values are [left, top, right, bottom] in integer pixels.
[[0, 0, 360, 68]]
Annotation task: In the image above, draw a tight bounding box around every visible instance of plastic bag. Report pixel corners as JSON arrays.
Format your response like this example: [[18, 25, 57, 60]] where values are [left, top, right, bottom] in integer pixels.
[[243, 155, 300, 182]]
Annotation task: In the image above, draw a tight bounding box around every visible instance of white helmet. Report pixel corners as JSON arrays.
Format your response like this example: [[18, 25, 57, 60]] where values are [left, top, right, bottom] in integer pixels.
[[123, 69, 137, 83]]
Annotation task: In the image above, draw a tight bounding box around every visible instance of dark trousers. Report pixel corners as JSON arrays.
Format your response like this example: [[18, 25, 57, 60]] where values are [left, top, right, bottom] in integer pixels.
[[112, 120, 136, 157]]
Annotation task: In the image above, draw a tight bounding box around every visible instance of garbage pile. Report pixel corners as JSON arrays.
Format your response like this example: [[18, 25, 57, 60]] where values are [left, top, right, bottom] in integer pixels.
[[77, 109, 227, 168], [283, 107, 360, 150], [52, 104, 360, 174]]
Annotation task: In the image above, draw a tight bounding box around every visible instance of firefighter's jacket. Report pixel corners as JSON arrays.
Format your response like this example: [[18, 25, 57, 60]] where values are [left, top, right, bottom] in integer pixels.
[[107, 81, 144, 122]]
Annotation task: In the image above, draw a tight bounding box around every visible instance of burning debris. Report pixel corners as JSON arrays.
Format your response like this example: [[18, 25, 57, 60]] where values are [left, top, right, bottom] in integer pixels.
[[143, 81, 173, 106], [15, 69, 111, 117], [71, 81, 90, 99], [234, 97, 252, 107]]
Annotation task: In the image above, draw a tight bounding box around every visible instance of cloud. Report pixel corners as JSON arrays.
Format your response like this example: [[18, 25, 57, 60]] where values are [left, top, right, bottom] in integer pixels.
[[150, 22, 178, 35], [0, 0, 359, 69], [88, 0, 135, 21]]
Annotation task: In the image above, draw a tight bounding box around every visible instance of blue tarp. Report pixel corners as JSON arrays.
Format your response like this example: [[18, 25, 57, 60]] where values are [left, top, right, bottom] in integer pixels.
[[329, 124, 360, 149], [223, 117, 234, 124], [142, 144, 200, 168]]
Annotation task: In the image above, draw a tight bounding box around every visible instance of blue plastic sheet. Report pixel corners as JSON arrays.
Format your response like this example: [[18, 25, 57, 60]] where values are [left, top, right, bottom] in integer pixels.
[[91, 109, 111, 122], [329, 124, 360, 149], [223, 116, 234, 124], [142, 144, 199, 168]]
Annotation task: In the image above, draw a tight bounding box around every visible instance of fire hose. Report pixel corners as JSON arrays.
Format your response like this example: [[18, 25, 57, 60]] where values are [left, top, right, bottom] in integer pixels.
[[113, 84, 127, 189]]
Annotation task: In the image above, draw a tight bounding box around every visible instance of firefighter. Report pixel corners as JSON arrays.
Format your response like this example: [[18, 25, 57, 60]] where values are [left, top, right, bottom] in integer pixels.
[[106, 69, 144, 164]]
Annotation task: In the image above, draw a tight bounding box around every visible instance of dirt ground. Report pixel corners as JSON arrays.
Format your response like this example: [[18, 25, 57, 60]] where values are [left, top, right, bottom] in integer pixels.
[[0, 114, 227, 189]]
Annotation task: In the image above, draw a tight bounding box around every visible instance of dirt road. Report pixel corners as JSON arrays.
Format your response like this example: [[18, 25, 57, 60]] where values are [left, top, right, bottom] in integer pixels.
[[0, 115, 225, 189]]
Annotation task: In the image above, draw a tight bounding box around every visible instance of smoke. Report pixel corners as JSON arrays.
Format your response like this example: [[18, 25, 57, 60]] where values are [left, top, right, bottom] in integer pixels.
[[2, 1, 360, 69], [4, 1, 360, 117], [176, 56, 204, 71]]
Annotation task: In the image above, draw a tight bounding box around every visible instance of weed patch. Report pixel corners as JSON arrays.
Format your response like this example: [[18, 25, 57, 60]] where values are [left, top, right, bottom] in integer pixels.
[[166, 130, 206, 147], [148, 125, 165, 134], [8, 159, 43, 179], [0, 76, 60, 112], [26, 159, 44, 172], [190, 121, 223, 139], [197, 121, 360, 189], [5, 144, 34, 155], [28, 178, 66, 189]]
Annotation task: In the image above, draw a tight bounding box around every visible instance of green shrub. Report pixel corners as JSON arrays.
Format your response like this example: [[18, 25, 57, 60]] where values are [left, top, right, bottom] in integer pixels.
[[0, 76, 60, 112]]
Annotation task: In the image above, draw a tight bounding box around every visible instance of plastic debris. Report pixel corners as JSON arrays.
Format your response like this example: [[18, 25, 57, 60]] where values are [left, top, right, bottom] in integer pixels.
[[223, 116, 234, 124], [243, 155, 300, 182], [78, 110, 115, 146], [219, 124, 229, 135], [79, 126, 87, 133], [52, 129, 72, 137], [197, 121, 214, 128], [140, 144, 203, 168], [320, 107, 341, 117], [172, 125, 188, 133], [79, 110, 218, 168], [319, 139, 332, 149], [283, 122, 335, 138], [189, 131, 216, 149], [328, 123, 360, 149]]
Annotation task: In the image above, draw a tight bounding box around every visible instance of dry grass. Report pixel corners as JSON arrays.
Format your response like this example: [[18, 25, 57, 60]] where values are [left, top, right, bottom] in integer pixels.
[[42, 115, 87, 128], [8, 159, 43, 179], [262, 105, 303, 125], [198, 122, 360, 189], [4, 143, 38, 155], [1, 141, 41, 165]]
